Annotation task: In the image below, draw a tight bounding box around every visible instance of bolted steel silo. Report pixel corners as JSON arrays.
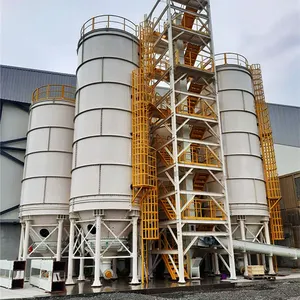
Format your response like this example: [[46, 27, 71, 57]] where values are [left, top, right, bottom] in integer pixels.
[[19, 85, 75, 260], [215, 53, 272, 275], [67, 15, 139, 287]]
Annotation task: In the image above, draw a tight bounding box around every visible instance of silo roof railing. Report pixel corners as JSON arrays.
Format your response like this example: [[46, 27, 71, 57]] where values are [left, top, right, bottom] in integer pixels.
[[215, 52, 249, 68], [32, 85, 76, 104], [80, 15, 138, 37]]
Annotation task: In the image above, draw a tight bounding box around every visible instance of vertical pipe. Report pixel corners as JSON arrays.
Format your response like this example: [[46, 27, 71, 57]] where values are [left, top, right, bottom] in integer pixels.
[[264, 221, 275, 274], [66, 219, 75, 285], [23, 220, 31, 260], [78, 229, 85, 281], [130, 216, 139, 284], [239, 219, 249, 276], [92, 215, 102, 287], [167, 0, 185, 284], [56, 219, 64, 261], [18, 223, 25, 260]]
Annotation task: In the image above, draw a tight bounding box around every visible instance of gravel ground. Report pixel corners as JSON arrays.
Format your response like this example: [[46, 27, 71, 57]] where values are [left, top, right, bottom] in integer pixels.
[[65, 281, 300, 300]]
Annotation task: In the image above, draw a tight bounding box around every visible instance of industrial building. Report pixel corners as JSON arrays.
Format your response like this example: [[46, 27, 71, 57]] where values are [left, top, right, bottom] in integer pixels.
[[1, 0, 300, 293]]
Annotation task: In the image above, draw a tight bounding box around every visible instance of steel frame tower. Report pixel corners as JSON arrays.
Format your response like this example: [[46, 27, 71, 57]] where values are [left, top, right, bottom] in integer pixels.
[[145, 0, 236, 282]]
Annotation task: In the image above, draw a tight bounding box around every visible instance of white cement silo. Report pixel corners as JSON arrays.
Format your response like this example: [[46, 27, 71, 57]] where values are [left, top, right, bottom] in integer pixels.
[[215, 53, 272, 275], [19, 85, 75, 260], [67, 15, 139, 287]]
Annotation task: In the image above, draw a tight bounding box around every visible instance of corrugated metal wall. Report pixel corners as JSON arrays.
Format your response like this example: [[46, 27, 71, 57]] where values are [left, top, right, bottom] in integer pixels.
[[0, 65, 76, 104], [268, 103, 300, 148]]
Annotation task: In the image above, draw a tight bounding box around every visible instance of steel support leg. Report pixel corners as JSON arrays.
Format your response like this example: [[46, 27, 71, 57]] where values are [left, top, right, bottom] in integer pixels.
[[23, 220, 31, 261], [56, 219, 64, 261], [130, 216, 140, 284], [18, 223, 25, 261], [66, 219, 75, 285], [240, 219, 249, 276], [78, 229, 85, 281], [214, 252, 220, 275], [92, 215, 102, 287], [264, 221, 275, 275]]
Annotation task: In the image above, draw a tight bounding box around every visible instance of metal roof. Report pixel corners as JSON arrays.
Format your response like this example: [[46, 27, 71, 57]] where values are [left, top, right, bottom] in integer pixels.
[[0, 65, 76, 104], [268, 103, 300, 148]]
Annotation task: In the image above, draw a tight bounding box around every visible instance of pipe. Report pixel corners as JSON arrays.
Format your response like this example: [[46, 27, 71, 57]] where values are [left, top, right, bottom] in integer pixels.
[[219, 238, 300, 259]]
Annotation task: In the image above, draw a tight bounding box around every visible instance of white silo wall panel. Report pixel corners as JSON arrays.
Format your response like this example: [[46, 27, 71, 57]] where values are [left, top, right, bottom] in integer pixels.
[[77, 84, 131, 113], [74, 110, 102, 141], [249, 134, 261, 157], [26, 129, 49, 152], [226, 156, 264, 180], [70, 166, 100, 199], [219, 90, 256, 114], [102, 110, 131, 137], [44, 178, 71, 204], [223, 133, 261, 157], [77, 59, 103, 89], [223, 133, 252, 154], [29, 103, 74, 129], [81, 34, 138, 63], [21, 178, 45, 205], [77, 31, 139, 66], [49, 128, 73, 152], [103, 59, 135, 85], [24, 152, 72, 178], [218, 69, 253, 93], [227, 179, 267, 207], [100, 165, 131, 195], [75, 137, 131, 166], [243, 91, 256, 114], [221, 111, 259, 135]]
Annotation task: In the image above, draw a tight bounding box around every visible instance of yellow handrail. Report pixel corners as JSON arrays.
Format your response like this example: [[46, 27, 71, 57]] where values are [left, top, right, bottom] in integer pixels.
[[80, 15, 138, 37], [32, 85, 75, 104], [215, 52, 249, 68]]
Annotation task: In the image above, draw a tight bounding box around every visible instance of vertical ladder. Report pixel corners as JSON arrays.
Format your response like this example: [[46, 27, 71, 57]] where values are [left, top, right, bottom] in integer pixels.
[[132, 23, 159, 284], [250, 64, 284, 241]]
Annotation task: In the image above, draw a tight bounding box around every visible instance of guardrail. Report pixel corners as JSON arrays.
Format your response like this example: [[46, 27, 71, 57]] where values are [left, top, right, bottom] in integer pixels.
[[32, 85, 75, 104], [215, 52, 249, 68], [80, 15, 138, 37]]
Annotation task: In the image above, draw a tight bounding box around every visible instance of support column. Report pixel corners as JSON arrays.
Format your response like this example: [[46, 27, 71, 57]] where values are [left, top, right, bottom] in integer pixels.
[[66, 218, 75, 285], [130, 216, 139, 284], [112, 258, 118, 279], [214, 252, 220, 275], [92, 215, 102, 287], [240, 219, 249, 276], [23, 220, 31, 261], [264, 221, 275, 275], [78, 229, 85, 281], [167, 0, 185, 284], [56, 218, 64, 261], [18, 223, 25, 261]]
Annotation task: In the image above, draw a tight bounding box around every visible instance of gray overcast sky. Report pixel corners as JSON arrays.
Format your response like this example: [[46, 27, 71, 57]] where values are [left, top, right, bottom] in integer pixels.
[[0, 0, 299, 106]]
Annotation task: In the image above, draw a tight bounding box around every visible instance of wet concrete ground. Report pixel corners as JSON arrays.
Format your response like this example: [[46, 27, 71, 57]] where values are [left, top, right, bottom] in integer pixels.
[[1, 270, 300, 299]]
